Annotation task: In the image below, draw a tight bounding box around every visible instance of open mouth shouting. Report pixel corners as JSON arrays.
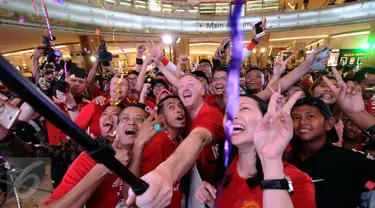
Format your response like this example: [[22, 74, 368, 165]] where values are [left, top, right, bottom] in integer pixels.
[[124, 128, 138, 136], [102, 121, 114, 133]]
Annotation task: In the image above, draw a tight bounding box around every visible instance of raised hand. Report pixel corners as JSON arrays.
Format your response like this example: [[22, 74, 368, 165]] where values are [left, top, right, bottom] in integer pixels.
[[126, 164, 173, 208], [178, 55, 188, 65], [251, 17, 267, 41], [195, 181, 216, 205], [143, 56, 153, 66], [141, 83, 152, 98], [53, 90, 67, 104], [273, 52, 295, 76], [93, 95, 107, 106], [134, 108, 164, 148], [304, 46, 330, 69], [253, 90, 303, 161], [137, 44, 146, 54], [146, 40, 164, 61], [323, 67, 365, 114]]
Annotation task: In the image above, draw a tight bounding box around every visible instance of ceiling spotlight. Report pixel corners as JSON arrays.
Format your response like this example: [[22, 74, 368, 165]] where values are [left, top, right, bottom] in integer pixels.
[[261, 48, 266, 53], [162, 34, 173, 45]]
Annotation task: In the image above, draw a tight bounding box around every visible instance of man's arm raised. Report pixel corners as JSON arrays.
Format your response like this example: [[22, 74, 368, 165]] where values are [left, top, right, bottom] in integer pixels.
[[126, 127, 212, 208]]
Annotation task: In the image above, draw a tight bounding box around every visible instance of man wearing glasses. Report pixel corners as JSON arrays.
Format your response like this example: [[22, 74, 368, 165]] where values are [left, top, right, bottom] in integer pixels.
[[43, 103, 155, 208]]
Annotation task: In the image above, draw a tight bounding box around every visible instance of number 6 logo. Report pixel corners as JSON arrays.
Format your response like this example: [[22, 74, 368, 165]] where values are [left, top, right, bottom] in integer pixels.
[[13, 160, 44, 199]]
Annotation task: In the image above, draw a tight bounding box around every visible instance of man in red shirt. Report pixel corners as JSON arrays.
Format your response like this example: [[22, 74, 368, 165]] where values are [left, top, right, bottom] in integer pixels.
[[206, 69, 227, 113], [75, 74, 130, 136], [126, 74, 224, 207], [121, 95, 186, 207], [43, 104, 148, 208]]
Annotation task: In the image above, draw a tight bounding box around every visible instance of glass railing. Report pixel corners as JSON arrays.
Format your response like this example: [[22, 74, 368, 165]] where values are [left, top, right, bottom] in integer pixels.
[[97, 0, 279, 16], [96, 0, 364, 16]]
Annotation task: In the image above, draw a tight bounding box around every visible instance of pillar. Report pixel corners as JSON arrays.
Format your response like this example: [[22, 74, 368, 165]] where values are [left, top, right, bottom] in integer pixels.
[[258, 34, 270, 68], [363, 19, 375, 67], [172, 38, 190, 72], [78, 35, 104, 72]]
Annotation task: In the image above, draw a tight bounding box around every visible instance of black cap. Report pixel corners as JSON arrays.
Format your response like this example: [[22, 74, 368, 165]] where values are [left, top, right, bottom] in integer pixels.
[[69, 64, 86, 79], [198, 59, 212, 68], [192, 70, 209, 83], [292, 96, 339, 143]]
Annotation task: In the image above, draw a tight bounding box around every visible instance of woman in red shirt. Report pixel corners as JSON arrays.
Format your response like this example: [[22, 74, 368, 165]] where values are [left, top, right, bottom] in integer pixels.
[[195, 93, 316, 208]]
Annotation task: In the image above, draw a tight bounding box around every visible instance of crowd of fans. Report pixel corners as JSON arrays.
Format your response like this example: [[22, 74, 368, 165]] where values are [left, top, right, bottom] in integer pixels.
[[0, 18, 375, 208]]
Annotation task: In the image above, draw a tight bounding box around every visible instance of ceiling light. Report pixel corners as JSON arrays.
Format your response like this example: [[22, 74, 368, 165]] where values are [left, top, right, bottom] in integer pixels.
[[270, 35, 329, 42], [331, 31, 369, 38], [189, 43, 220, 46], [162, 34, 173, 45], [261, 48, 266, 53]]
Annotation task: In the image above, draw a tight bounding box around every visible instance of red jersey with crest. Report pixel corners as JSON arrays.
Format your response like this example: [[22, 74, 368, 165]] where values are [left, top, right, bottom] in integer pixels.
[[216, 155, 316, 208], [187, 102, 224, 186], [141, 131, 182, 207], [43, 152, 121, 207]]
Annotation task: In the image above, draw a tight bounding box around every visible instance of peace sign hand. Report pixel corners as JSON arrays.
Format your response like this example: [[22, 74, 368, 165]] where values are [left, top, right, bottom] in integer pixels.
[[253, 90, 303, 162], [273, 53, 295, 76], [323, 67, 365, 114], [134, 108, 165, 148]]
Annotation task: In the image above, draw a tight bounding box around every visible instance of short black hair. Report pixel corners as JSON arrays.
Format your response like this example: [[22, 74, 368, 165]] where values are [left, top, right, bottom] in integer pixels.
[[127, 71, 139, 76], [192, 71, 209, 83], [245, 67, 264, 78], [157, 95, 183, 114], [103, 103, 126, 111], [121, 103, 147, 116], [199, 59, 212, 68], [212, 68, 227, 77], [353, 67, 375, 83]]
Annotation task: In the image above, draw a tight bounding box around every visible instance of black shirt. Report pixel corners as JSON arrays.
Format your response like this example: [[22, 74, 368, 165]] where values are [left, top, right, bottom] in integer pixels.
[[291, 142, 375, 208]]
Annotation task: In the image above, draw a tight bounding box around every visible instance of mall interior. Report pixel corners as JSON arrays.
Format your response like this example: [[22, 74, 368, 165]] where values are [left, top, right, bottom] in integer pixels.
[[1, 0, 375, 207], [1, 0, 375, 76]]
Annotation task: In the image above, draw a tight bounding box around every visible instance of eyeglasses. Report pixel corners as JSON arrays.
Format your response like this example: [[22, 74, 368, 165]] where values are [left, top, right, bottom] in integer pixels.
[[154, 84, 166, 89], [127, 77, 137, 82], [119, 115, 146, 123], [212, 77, 226, 82]]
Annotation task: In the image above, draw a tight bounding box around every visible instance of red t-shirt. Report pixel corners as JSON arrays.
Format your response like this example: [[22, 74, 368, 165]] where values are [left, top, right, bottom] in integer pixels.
[[144, 97, 157, 114], [187, 102, 224, 186], [75, 101, 106, 137], [46, 103, 68, 145], [90, 85, 104, 100], [141, 131, 182, 208], [204, 94, 223, 112], [43, 152, 121, 207], [217, 155, 316, 208]]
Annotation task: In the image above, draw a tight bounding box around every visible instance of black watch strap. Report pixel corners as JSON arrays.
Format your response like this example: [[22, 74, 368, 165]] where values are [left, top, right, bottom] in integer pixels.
[[261, 176, 293, 194], [136, 58, 143, 65], [363, 124, 375, 137], [251, 38, 259, 45]]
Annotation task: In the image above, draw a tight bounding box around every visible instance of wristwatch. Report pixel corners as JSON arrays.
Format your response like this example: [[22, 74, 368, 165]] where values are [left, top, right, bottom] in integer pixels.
[[136, 58, 143, 65], [363, 124, 375, 137], [260, 175, 294, 194]]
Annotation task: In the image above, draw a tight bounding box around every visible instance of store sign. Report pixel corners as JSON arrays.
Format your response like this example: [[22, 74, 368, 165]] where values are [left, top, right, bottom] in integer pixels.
[[342, 53, 365, 57], [205, 21, 252, 30]]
